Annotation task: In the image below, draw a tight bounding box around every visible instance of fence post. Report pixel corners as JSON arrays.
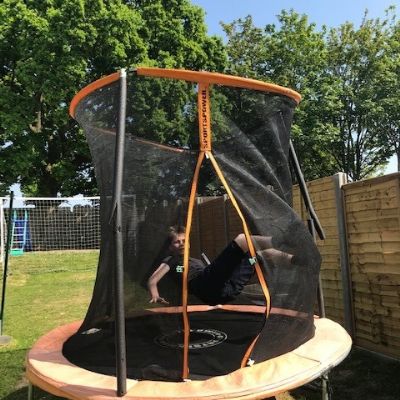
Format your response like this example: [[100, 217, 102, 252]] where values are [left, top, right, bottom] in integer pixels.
[[0, 198, 4, 265], [333, 173, 355, 338]]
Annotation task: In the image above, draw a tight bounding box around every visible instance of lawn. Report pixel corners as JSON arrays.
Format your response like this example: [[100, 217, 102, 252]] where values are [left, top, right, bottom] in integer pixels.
[[1, 250, 399, 400], [0, 250, 299, 400], [0, 250, 98, 400]]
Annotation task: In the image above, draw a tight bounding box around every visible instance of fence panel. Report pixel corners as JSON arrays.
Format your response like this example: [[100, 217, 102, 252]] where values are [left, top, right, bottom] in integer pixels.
[[343, 173, 400, 358], [197, 197, 229, 260]]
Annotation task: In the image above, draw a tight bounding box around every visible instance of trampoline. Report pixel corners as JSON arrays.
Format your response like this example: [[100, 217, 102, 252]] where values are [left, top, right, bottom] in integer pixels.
[[27, 315, 350, 399], [26, 67, 352, 399]]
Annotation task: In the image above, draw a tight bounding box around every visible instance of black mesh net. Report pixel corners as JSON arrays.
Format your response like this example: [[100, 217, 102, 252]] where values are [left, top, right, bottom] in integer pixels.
[[63, 71, 321, 381]]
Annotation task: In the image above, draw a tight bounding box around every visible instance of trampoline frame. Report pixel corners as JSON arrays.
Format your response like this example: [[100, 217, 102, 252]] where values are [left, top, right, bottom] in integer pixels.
[[26, 315, 351, 400]]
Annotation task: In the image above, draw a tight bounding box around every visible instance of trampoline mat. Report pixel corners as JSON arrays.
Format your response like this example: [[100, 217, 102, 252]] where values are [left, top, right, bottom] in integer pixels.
[[63, 309, 309, 381]]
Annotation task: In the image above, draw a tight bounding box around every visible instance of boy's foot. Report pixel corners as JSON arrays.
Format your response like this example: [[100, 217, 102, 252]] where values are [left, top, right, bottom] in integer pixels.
[[258, 248, 294, 268]]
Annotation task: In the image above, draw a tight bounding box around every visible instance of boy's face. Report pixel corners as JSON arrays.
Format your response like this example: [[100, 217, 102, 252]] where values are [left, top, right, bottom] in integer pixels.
[[169, 232, 185, 255]]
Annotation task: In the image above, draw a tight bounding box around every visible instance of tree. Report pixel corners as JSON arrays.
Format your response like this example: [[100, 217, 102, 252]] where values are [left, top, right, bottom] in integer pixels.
[[325, 11, 397, 180], [373, 8, 400, 172], [132, 0, 226, 71], [223, 9, 400, 181], [0, 0, 146, 196], [0, 0, 226, 196], [223, 12, 339, 181]]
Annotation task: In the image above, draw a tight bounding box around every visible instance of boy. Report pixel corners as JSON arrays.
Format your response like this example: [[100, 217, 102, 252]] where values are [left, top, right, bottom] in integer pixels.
[[148, 226, 294, 305]]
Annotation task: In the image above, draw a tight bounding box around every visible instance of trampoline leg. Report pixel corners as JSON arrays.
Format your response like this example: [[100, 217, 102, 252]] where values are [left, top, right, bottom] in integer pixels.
[[321, 373, 331, 400], [27, 382, 34, 400]]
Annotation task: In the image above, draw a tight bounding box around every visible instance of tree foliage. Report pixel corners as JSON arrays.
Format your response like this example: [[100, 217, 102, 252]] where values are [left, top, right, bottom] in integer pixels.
[[0, 0, 226, 196], [371, 8, 400, 172], [223, 9, 400, 181], [223, 13, 338, 180], [325, 11, 398, 179]]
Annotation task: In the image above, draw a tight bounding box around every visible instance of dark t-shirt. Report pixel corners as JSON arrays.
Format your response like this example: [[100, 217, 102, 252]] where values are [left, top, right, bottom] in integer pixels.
[[162, 255, 205, 282], [161, 242, 253, 305]]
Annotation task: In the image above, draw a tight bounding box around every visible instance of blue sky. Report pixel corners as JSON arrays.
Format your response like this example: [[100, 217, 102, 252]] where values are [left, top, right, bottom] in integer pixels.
[[191, 0, 399, 36], [191, 0, 399, 173]]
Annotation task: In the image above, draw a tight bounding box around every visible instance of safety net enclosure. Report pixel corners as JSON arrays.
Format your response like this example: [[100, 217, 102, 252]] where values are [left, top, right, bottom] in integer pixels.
[[26, 68, 352, 399], [64, 68, 319, 380]]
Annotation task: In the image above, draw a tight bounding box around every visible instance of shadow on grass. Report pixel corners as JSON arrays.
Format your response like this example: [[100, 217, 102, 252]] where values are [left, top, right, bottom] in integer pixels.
[[292, 347, 400, 400], [1, 348, 63, 400], [2, 386, 63, 400]]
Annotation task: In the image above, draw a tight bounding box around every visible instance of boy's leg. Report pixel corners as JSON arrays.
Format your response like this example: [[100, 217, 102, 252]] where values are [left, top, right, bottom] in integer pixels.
[[234, 233, 274, 253], [258, 248, 295, 268], [189, 240, 250, 303], [219, 258, 255, 300], [235, 233, 296, 268]]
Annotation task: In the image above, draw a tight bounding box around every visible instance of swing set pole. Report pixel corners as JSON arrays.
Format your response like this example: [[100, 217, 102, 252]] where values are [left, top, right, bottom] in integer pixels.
[[0, 191, 14, 342], [289, 140, 326, 315]]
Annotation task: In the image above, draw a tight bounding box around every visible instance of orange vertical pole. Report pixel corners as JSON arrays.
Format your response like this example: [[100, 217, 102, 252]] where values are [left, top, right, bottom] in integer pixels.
[[181, 152, 204, 379], [181, 83, 212, 379]]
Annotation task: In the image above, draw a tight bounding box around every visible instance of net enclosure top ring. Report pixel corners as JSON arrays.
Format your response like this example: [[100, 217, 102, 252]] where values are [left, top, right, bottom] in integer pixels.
[[69, 67, 301, 118]]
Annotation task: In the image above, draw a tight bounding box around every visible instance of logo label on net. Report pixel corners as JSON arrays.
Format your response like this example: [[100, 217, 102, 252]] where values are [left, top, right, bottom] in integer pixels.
[[201, 89, 209, 149]]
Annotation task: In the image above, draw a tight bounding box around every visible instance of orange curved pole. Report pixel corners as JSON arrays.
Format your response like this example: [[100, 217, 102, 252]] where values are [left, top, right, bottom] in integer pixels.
[[136, 67, 301, 103], [69, 68, 301, 118], [69, 72, 120, 118]]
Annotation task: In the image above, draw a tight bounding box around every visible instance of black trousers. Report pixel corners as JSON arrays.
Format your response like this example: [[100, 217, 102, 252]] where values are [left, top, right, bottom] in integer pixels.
[[188, 241, 254, 305]]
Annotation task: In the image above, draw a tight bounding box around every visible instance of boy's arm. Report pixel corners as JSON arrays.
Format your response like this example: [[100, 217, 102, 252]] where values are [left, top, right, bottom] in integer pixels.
[[147, 263, 170, 304]]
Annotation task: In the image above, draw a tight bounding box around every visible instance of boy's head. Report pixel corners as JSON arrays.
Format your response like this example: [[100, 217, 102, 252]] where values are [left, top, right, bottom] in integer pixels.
[[167, 225, 186, 255]]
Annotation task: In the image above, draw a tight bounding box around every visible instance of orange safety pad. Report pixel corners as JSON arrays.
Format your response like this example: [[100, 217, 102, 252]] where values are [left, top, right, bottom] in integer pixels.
[[26, 318, 351, 400]]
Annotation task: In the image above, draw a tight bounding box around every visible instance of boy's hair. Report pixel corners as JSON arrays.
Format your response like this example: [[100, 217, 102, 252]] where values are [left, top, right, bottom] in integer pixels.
[[167, 225, 186, 244]]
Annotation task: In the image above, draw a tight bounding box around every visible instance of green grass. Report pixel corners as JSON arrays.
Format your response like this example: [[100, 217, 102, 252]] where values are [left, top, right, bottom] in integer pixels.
[[0, 250, 98, 400], [0, 250, 302, 400], [1, 251, 399, 400]]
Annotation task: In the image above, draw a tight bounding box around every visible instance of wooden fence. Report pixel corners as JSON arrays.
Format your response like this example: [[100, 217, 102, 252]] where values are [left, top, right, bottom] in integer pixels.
[[194, 172, 400, 359], [342, 174, 400, 358]]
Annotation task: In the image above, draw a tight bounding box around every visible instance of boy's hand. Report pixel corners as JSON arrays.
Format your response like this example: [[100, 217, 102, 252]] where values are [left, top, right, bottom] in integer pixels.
[[149, 296, 169, 304]]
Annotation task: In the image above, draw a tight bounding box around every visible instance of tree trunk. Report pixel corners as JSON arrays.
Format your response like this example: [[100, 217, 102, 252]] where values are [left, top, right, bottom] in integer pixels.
[[397, 149, 400, 172]]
